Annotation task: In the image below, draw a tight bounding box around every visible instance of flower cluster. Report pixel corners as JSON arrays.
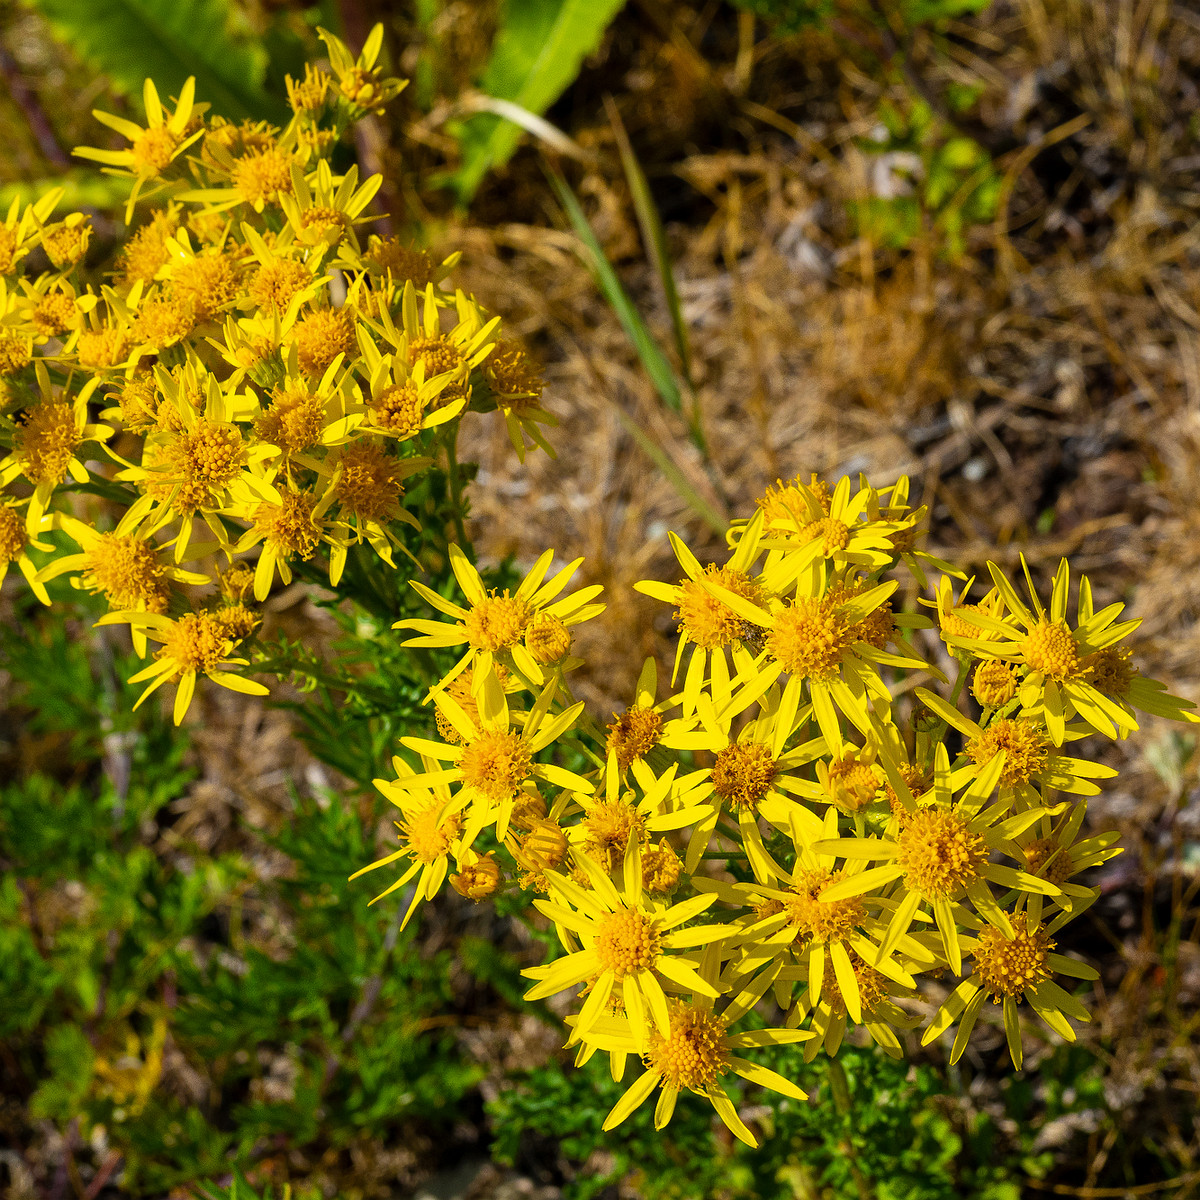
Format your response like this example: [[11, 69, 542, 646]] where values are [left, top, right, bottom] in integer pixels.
[[360, 471, 1197, 1146], [0, 27, 556, 723]]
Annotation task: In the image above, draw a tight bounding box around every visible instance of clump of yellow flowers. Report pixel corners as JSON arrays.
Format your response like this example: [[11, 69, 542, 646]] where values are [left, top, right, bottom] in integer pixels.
[[2, 28, 1196, 1152], [0, 26, 555, 721], [370, 474, 1197, 1146]]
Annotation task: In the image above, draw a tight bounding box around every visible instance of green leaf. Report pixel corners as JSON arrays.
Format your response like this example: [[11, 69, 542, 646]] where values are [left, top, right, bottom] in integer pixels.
[[453, 0, 628, 199], [29, 0, 287, 124]]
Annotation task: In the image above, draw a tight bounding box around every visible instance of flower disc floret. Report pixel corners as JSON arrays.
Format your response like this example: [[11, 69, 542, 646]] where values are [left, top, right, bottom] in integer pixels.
[[676, 565, 765, 650], [647, 1003, 729, 1091], [768, 597, 851, 680], [972, 659, 1018, 708], [967, 719, 1048, 787], [232, 147, 294, 207], [458, 729, 532, 800], [248, 259, 312, 313], [606, 706, 663, 772], [0, 506, 26, 562], [1083, 647, 1135, 697], [86, 534, 168, 612], [256, 383, 324, 454], [291, 308, 354, 375], [253, 488, 321, 559], [133, 125, 180, 175], [788, 868, 865, 942], [897, 808, 987, 896], [369, 381, 424, 437], [974, 915, 1054, 1000], [1024, 619, 1080, 679], [462, 590, 532, 651], [1023, 838, 1074, 886], [799, 516, 850, 555], [332, 441, 404, 523], [159, 612, 229, 674], [16, 401, 78, 484], [594, 908, 661, 978], [584, 800, 646, 873], [524, 612, 572, 664], [404, 803, 462, 865], [0, 331, 32, 375], [711, 741, 777, 811], [822, 953, 889, 1018]]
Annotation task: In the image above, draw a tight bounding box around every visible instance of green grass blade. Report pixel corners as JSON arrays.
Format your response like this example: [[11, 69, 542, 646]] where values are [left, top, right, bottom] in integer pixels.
[[547, 167, 683, 415], [604, 96, 694, 392]]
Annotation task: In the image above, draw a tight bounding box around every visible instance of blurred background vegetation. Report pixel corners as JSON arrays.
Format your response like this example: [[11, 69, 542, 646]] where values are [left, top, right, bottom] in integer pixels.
[[2, 0, 1199, 1197]]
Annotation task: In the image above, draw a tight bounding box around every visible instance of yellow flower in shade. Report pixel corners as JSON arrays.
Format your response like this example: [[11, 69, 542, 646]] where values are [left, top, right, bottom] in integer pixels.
[[783, 944, 920, 1062], [75, 77, 202, 221], [813, 743, 1066, 975], [97, 609, 268, 725], [1008, 800, 1121, 914], [397, 543, 604, 696], [576, 942, 811, 1147], [353, 755, 472, 927], [482, 338, 558, 463], [659, 673, 827, 878], [915, 687, 1118, 807], [922, 909, 1098, 1069], [278, 160, 382, 254], [357, 237, 459, 289], [400, 671, 594, 843], [0, 189, 65, 276], [368, 281, 499, 410], [317, 24, 408, 117], [0, 363, 110, 532], [230, 477, 344, 601], [634, 510, 769, 716], [699, 806, 924, 1028], [0, 495, 52, 604], [523, 842, 728, 1050], [566, 748, 711, 877], [923, 573, 1007, 660]]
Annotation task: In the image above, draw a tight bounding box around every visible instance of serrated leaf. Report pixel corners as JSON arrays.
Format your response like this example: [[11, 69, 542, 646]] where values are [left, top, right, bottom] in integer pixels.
[[453, 0, 627, 199], [30, 0, 287, 124]]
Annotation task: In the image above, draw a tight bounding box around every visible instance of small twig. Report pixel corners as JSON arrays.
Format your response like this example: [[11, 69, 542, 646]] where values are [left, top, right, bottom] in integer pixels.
[[83, 1151, 123, 1200]]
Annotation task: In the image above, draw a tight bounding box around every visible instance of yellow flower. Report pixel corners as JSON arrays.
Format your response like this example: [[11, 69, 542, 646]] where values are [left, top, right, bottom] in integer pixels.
[[0, 189, 65, 275], [278, 160, 382, 254], [399, 671, 593, 842], [353, 755, 472, 927], [75, 78, 202, 221], [524, 842, 727, 1050], [0, 494, 52, 604], [634, 510, 769, 715], [97, 609, 268, 724], [577, 942, 811, 1147], [397, 543, 604, 695], [0, 362, 110, 532], [923, 909, 1098, 1069], [317, 24, 408, 117]]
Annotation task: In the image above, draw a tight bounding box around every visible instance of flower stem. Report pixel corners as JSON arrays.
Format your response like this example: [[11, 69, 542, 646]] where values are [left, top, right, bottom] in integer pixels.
[[443, 420, 469, 550]]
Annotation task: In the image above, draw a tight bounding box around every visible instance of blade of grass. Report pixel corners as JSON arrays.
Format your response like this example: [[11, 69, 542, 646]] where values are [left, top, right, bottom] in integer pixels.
[[547, 166, 684, 418], [603, 95, 694, 397], [607, 402, 727, 537]]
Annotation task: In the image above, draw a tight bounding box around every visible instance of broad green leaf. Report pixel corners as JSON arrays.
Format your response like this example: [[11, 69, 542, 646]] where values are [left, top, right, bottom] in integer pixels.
[[29, 0, 287, 124], [453, 0, 627, 199]]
